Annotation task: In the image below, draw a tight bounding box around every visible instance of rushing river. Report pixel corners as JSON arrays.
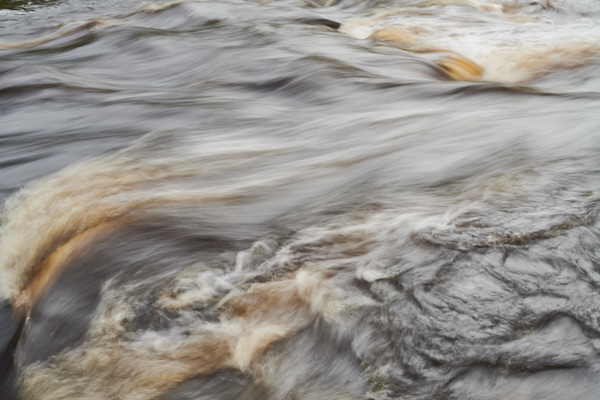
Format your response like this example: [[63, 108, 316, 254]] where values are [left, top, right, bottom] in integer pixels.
[[1, 0, 600, 399]]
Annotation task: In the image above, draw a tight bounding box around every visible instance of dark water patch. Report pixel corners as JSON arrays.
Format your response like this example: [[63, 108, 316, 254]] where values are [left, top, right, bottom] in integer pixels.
[[157, 371, 269, 400], [298, 17, 342, 29], [0, 303, 21, 400], [443, 366, 600, 400], [0, 0, 60, 11], [18, 218, 255, 366]]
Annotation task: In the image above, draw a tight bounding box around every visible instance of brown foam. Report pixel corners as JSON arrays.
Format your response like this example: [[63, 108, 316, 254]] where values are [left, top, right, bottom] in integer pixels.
[[0, 153, 198, 303], [435, 53, 483, 81], [369, 27, 418, 46], [19, 271, 335, 399], [367, 27, 484, 82], [12, 219, 126, 314]]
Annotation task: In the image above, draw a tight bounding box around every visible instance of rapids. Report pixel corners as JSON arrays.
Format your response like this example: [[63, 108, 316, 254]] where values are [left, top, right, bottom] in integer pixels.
[[1, 0, 600, 399]]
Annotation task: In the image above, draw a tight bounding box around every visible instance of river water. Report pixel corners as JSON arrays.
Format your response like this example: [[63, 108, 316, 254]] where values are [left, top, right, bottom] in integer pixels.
[[1, 0, 600, 399]]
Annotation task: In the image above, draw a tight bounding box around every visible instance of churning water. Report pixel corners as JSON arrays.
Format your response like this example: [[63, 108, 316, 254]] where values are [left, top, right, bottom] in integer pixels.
[[1, 0, 600, 399]]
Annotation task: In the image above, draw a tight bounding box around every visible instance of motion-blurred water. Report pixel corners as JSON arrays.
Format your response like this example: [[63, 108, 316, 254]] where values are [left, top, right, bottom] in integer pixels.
[[1, 0, 600, 399]]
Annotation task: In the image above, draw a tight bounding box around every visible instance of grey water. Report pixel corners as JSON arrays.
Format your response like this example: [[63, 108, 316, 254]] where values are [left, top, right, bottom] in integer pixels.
[[1, 0, 600, 399]]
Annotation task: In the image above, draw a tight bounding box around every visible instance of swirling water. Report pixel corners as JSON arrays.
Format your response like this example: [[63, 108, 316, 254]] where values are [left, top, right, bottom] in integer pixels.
[[1, 0, 600, 399]]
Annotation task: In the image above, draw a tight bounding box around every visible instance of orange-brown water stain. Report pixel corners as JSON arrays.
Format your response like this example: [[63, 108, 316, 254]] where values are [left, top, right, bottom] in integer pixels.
[[339, 0, 592, 84], [20, 269, 343, 400], [507, 43, 600, 83], [472, 44, 600, 83], [367, 27, 483, 81], [239, 268, 369, 400], [349, 20, 600, 83], [220, 277, 315, 369], [22, 336, 236, 400], [12, 218, 129, 315], [434, 53, 483, 81], [368, 27, 418, 46], [11, 158, 370, 398], [0, 151, 248, 305], [10, 189, 248, 313]]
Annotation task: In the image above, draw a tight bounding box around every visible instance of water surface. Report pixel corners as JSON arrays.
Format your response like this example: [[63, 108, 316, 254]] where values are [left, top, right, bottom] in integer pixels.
[[1, 0, 600, 399]]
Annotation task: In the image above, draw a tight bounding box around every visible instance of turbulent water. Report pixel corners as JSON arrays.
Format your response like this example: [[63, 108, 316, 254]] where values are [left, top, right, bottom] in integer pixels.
[[1, 0, 600, 399]]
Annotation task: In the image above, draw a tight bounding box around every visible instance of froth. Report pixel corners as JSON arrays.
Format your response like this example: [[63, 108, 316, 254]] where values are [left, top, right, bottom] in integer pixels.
[[19, 265, 368, 399], [340, 0, 600, 83], [0, 134, 303, 305]]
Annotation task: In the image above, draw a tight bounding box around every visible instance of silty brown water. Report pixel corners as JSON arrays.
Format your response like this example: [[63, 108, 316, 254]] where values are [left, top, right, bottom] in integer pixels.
[[1, 0, 600, 399]]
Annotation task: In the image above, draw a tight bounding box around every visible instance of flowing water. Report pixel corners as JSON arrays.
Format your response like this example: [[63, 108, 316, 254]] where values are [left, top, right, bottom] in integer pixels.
[[1, 0, 600, 399]]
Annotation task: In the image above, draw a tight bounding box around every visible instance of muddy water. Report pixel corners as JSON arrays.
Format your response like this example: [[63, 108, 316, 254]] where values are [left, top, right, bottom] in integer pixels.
[[1, 0, 600, 399]]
